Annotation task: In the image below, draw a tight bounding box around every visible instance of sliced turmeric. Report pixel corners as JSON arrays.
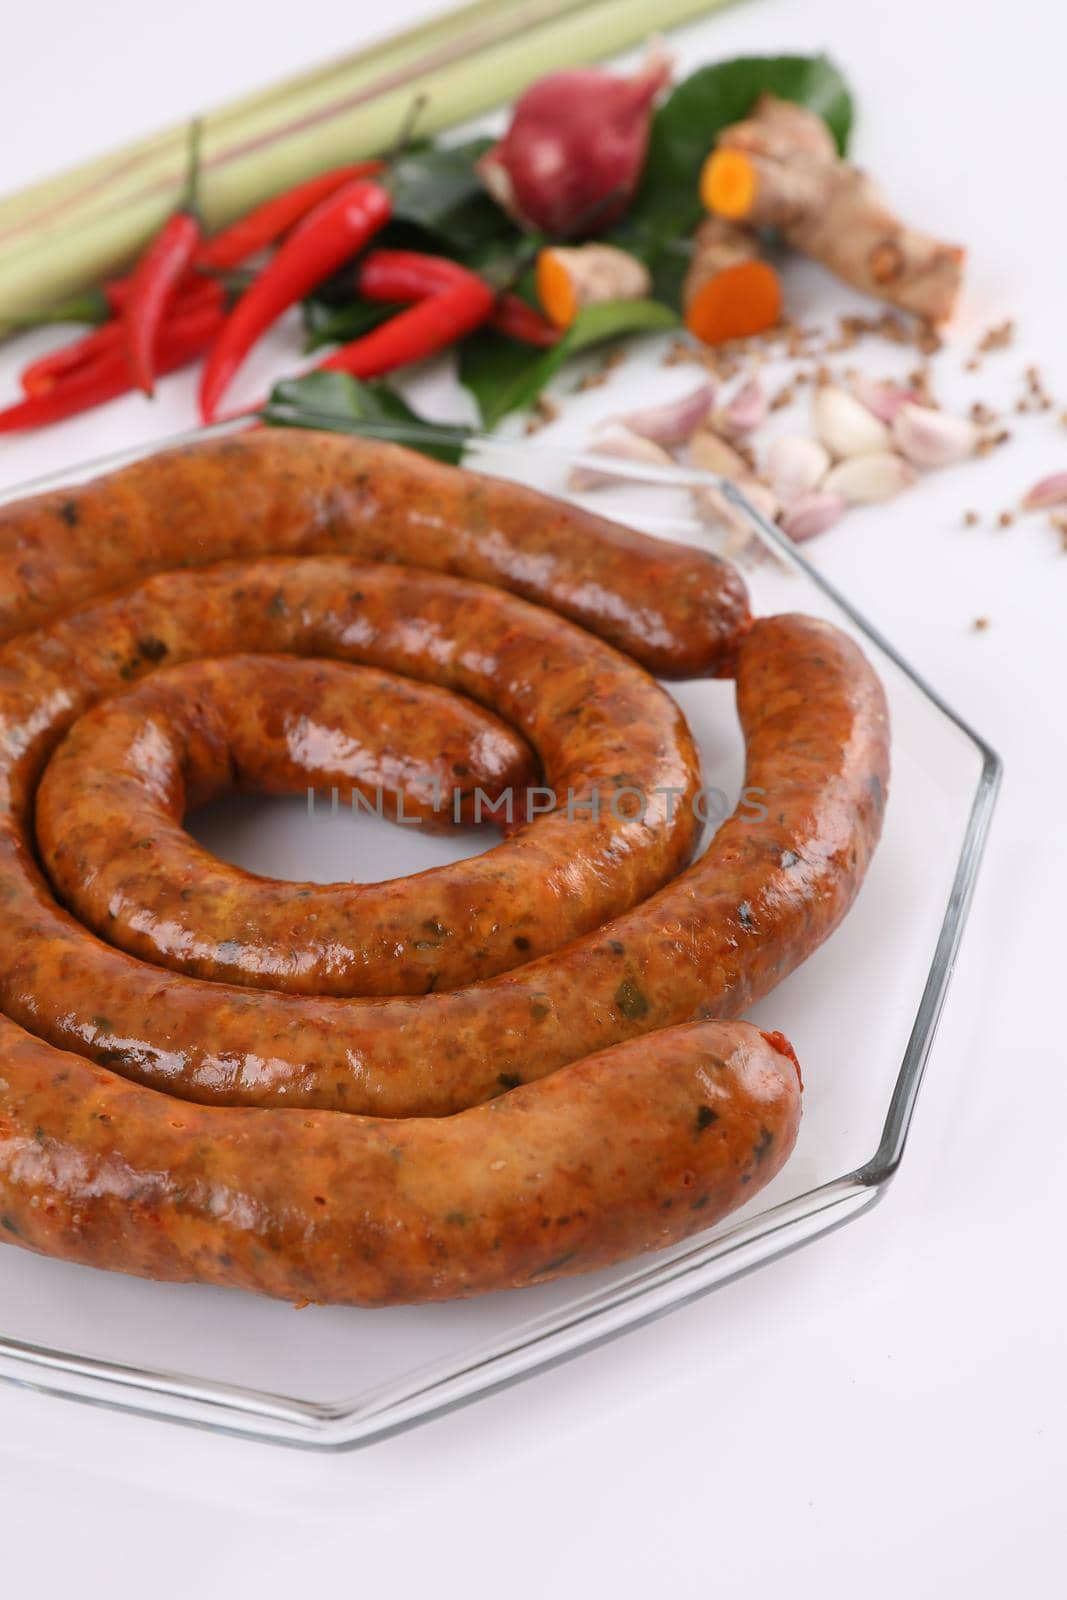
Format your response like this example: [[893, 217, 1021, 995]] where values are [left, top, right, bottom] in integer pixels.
[[536, 244, 651, 329], [700, 94, 963, 324], [683, 218, 782, 346]]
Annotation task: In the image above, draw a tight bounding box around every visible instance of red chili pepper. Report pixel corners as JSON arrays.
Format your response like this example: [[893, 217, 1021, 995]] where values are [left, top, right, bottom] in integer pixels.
[[123, 212, 202, 396], [194, 161, 386, 272], [357, 249, 467, 301], [357, 249, 560, 347], [320, 271, 496, 381], [0, 303, 223, 433], [20, 276, 224, 397], [198, 177, 393, 422], [9, 162, 388, 340], [21, 323, 124, 397], [488, 292, 561, 348], [122, 119, 205, 397]]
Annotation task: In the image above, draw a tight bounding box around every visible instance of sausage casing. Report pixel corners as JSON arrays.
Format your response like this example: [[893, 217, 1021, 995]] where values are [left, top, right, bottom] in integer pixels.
[[0, 429, 750, 677], [0, 432, 890, 1305], [0, 567, 886, 1113], [0, 1015, 800, 1305]]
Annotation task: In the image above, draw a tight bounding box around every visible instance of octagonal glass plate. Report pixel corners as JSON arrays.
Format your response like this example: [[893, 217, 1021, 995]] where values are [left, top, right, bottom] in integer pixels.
[[0, 420, 1000, 1449]]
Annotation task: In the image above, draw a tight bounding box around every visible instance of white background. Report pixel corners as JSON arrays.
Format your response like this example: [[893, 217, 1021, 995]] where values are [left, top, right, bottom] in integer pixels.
[[1, 0, 1065, 1593]]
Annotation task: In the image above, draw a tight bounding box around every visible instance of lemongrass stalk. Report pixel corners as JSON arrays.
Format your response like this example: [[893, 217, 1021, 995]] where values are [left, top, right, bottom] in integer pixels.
[[0, 0, 555, 242], [0, 0, 739, 330], [1, 0, 612, 254]]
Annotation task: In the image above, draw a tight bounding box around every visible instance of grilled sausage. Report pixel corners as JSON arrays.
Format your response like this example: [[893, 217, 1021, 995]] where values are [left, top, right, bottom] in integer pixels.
[[0, 1014, 801, 1305], [0, 433, 889, 1305], [24, 567, 702, 997], [38, 653, 539, 837], [0, 428, 750, 677], [0, 557, 886, 1114]]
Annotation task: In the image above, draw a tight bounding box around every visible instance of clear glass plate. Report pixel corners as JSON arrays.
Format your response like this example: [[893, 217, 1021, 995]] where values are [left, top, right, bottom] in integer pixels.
[[0, 421, 1001, 1449]]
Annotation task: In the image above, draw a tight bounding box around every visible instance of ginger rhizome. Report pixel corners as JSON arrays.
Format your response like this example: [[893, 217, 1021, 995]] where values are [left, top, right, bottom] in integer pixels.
[[536, 243, 651, 329], [683, 217, 782, 345], [700, 94, 963, 323]]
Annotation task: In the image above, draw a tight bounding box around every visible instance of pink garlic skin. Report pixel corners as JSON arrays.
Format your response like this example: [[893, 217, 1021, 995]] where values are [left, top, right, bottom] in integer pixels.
[[568, 423, 675, 491], [780, 491, 848, 543], [476, 53, 671, 237], [850, 374, 922, 424], [715, 376, 768, 438], [891, 403, 976, 468], [616, 382, 716, 446], [1022, 471, 1067, 510]]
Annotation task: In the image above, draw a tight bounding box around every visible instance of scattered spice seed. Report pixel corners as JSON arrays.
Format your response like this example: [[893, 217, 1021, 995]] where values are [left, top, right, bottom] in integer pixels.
[[977, 319, 1015, 353], [568, 289, 1039, 559], [661, 337, 692, 367], [524, 395, 560, 434], [972, 616, 991, 632], [907, 365, 930, 398]]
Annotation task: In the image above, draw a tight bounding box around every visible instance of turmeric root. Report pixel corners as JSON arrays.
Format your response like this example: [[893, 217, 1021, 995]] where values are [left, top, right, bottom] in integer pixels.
[[700, 94, 964, 324], [536, 243, 651, 329], [683, 217, 782, 345]]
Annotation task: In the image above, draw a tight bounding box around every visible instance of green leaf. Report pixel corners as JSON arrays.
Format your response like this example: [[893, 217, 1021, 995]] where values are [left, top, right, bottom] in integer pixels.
[[388, 138, 517, 255], [301, 297, 395, 352], [460, 298, 679, 428], [389, 138, 491, 225], [261, 371, 470, 464], [629, 54, 854, 242], [301, 139, 523, 321]]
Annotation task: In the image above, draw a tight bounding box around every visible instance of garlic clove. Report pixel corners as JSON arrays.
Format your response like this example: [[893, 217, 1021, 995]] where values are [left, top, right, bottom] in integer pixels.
[[616, 382, 716, 446], [568, 424, 675, 491], [689, 427, 749, 480], [891, 402, 976, 468], [765, 434, 831, 501], [850, 374, 921, 424], [780, 491, 848, 542], [813, 385, 892, 458], [735, 480, 780, 524], [1022, 472, 1067, 510], [691, 477, 778, 533], [691, 483, 749, 535], [714, 375, 768, 438], [823, 452, 917, 505]]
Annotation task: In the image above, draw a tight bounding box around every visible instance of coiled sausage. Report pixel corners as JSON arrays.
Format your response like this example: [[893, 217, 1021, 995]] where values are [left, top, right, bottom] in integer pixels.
[[0, 433, 888, 1304]]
